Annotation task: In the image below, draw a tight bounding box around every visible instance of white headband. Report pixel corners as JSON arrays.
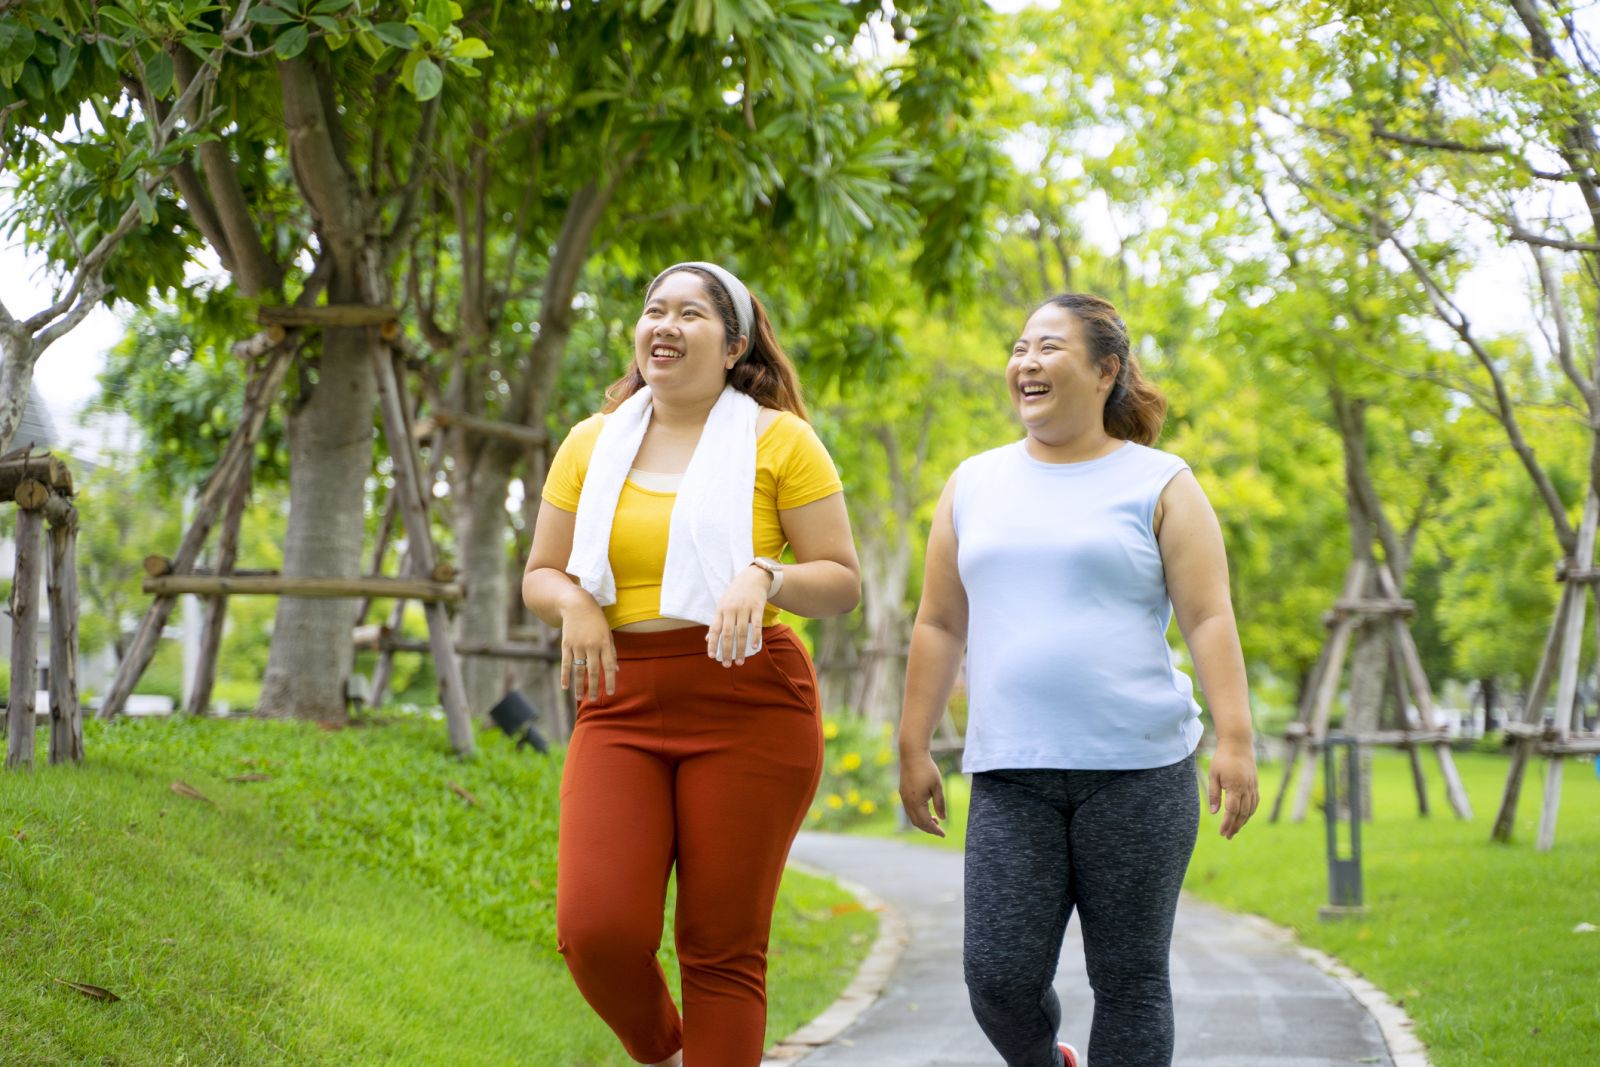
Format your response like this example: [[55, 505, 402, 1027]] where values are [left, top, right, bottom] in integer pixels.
[[649, 261, 754, 342]]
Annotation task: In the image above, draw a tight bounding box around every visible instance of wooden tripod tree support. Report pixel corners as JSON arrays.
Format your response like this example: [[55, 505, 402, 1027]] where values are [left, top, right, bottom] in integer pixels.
[[97, 313, 476, 758], [98, 339, 297, 721], [1491, 491, 1600, 851], [1270, 557, 1474, 823], [2, 454, 82, 769]]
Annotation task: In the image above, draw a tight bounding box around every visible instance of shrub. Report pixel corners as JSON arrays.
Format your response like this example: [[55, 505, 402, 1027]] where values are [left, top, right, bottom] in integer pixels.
[[807, 714, 897, 830]]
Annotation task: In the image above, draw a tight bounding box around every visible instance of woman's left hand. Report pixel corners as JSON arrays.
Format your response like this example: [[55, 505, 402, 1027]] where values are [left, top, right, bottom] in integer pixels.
[[1208, 738, 1259, 840], [707, 565, 772, 666]]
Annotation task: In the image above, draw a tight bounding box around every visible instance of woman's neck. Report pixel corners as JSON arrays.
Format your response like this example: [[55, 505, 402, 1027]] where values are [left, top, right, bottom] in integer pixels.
[[1023, 422, 1120, 464], [648, 388, 722, 432]]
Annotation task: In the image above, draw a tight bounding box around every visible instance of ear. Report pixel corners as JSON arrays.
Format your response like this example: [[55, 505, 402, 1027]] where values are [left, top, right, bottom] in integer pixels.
[[1099, 355, 1121, 391], [725, 335, 750, 368]]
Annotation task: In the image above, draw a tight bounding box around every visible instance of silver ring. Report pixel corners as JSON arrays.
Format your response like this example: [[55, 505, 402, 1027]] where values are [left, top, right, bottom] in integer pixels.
[[571, 658, 587, 666]]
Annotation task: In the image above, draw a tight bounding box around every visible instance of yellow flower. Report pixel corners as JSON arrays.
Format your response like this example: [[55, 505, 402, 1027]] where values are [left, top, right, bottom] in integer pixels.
[[874, 748, 893, 766], [823, 721, 840, 740], [846, 789, 861, 805], [858, 800, 878, 815], [826, 794, 844, 809], [840, 752, 862, 772]]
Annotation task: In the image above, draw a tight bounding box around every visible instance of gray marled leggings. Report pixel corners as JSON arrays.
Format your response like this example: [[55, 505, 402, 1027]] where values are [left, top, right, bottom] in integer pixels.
[[963, 756, 1199, 1067]]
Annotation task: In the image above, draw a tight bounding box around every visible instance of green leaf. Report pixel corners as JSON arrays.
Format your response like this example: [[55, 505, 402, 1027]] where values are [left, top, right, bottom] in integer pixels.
[[313, 0, 351, 12], [248, 7, 297, 25], [16, 63, 44, 100], [426, 0, 452, 33], [115, 147, 148, 181], [371, 22, 418, 49], [0, 22, 36, 67], [568, 89, 622, 109], [96, 7, 140, 33], [133, 184, 157, 225], [52, 40, 79, 91], [310, 15, 340, 32], [412, 56, 443, 101], [145, 52, 174, 98], [355, 30, 385, 60], [450, 37, 491, 60], [76, 143, 110, 171], [275, 25, 310, 60]]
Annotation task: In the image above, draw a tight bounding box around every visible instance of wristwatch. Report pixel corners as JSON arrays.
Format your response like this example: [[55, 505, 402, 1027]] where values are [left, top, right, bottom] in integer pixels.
[[750, 556, 785, 597]]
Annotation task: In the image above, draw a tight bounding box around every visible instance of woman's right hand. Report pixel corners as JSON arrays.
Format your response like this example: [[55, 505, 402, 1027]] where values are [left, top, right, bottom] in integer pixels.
[[560, 594, 617, 700], [898, 750, 947, 838]]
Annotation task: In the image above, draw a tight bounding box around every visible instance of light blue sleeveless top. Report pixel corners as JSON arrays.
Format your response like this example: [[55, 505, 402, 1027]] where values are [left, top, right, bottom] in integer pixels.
[[953, 439, 1204, 772]]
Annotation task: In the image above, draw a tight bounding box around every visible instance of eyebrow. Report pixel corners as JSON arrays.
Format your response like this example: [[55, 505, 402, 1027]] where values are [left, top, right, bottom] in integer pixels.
[[648, 296, 712, 311], [1015, 333, 1070, 346]]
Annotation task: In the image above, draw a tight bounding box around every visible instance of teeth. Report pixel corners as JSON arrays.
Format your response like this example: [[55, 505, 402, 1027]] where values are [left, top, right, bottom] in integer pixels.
[[652, 346, 681, 358], [1021, 385, 1049, 396]]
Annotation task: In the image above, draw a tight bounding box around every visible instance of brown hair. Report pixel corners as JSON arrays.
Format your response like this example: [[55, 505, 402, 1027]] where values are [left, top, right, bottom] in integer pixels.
[[1032, 293, 1166, 445], [603, 267, 810, 420]]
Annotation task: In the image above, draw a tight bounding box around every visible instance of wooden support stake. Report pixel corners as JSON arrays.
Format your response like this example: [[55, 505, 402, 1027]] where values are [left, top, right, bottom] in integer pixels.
[[1491, 581, 1573, 844], [46, 503, 82, 765], [1276, 559, 1366, 823], [99, 341, 296, 720], [372, 345, 473, 756], [6, 504, 45, 769], [187, 464, 252, 717], [1533, 491, 1596, 851], [258, 304, 398, 328], [0, 456, 73, 501], [143, 574, 464, 601], [411, 409, 548, 449]]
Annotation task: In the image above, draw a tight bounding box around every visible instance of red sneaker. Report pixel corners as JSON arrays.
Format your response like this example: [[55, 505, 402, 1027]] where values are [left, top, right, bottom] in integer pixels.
[[1058, 1043, 1080, 1067]]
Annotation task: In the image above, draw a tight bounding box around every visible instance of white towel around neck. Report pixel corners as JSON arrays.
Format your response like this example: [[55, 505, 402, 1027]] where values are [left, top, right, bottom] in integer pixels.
[[566, 384, 761, 634]]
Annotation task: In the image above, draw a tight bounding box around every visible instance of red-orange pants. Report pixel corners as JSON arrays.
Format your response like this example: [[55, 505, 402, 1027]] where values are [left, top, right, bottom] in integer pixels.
[[556, 624, 823, 1066]]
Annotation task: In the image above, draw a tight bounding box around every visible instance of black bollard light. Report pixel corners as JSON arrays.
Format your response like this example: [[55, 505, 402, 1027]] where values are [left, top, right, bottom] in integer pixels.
[[1319, 733, 1366, 920], [489, 690, 549, 754]]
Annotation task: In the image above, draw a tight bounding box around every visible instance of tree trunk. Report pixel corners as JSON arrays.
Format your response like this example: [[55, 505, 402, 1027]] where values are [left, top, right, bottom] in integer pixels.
[[812, 612, 861, 718], [455, 443, 519, 716], [856, 535, 912, 726], [0, 329, 38, 453], [258, 308, 374, 718]]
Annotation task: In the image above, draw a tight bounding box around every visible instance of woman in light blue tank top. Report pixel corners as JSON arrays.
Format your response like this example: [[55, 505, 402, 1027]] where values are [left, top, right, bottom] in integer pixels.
[[897, 294, 1258, 1067]]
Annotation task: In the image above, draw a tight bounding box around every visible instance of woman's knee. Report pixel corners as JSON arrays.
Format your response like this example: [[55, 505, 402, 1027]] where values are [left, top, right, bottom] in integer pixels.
[[557, 909, 661, 972], [964, 955, 1051, 1011]]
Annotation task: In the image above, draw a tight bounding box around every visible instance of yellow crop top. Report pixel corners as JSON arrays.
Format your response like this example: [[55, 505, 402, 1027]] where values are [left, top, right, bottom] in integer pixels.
[[542, 410, 844, 628]]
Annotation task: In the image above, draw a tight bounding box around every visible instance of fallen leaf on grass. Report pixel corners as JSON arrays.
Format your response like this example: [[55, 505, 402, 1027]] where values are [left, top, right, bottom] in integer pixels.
[[829, 901, 863, 917], [51, 978, 120, 1002], [226, 773, 273, 783], [315, 720, 346, 732], [169, 780, 215, 805], [449, 781, 480, 807], [11, 828, 26, 843]]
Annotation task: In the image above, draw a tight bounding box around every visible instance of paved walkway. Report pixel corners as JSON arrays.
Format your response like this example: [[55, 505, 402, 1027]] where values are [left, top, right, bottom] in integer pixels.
[[781, 832, 1396, 1066]]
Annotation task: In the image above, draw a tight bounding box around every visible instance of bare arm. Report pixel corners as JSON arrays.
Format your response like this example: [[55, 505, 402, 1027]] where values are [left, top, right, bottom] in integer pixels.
[[773, 491, 861, 618], [1157, 470, 1258, 838], [709, 490, 862, 666], [896, 474, 968, 837], [522, 500, 616, 700]]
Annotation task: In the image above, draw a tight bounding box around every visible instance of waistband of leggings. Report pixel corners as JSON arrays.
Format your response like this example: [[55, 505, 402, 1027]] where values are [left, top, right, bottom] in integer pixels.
[[609, 622, 795, 660]]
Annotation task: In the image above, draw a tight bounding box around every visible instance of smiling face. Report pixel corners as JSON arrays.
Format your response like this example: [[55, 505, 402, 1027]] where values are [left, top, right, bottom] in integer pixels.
[[634, 270, 747, 401], [1007, 303, 1119, 438]]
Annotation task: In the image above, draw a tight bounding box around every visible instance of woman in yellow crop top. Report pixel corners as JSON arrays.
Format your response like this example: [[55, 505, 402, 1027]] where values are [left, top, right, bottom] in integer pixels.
[[522, 262, 859, 1067]]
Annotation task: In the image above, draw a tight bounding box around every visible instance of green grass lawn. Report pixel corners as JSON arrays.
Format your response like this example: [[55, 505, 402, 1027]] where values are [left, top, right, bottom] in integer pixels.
[[861, 748, 1600, 1067], [1, 716, 876, 1066]]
